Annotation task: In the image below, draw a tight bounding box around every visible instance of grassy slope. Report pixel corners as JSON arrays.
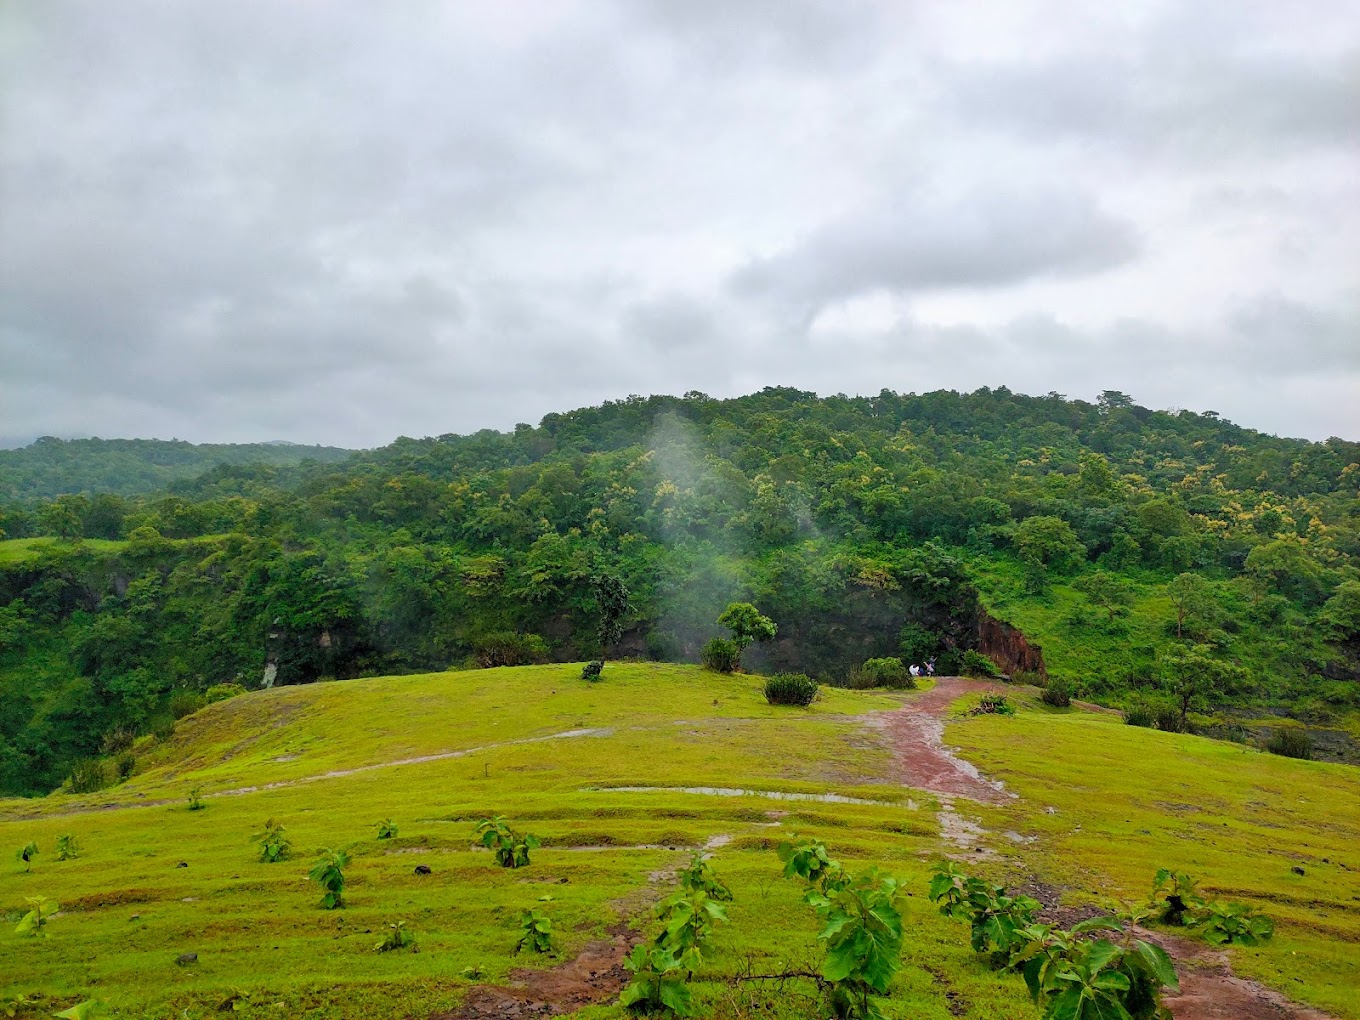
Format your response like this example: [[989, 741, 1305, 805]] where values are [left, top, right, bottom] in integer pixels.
[[1, 664, 1357, 1019], [1, 665, 1029, 1020], [947, 692, 1360, 1016], [0, 538, 130, 565]]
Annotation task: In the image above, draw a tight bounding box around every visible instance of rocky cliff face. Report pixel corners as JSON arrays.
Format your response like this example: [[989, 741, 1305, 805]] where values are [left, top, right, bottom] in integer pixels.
[[977, 612, 1047, 678]]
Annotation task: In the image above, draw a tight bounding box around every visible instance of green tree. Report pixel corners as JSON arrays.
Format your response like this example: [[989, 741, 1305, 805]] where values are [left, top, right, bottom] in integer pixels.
[[1014, 516, 1086, 573], [1244, 538, 1327, 606], [716, 602, 776, 672], [1321, 580, 1360, 641], [1073, 571, 1134, 622], [591, 572, 631, 663], [37, 499, 83, 540], [1157, 645, 1246, 730], [1165, 572, 1219, 640]]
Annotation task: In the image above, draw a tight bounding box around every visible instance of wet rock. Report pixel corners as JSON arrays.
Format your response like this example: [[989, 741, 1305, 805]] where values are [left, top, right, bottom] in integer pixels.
[[414, 864, 432, 875], [1291, 866, 1305, 876], [175, 861, 188, 868], [176, 952, 198, 966]]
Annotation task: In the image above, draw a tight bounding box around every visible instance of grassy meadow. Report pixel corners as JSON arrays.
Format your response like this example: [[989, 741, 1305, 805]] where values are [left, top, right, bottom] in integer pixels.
[[2, 663, 1357, 1019]]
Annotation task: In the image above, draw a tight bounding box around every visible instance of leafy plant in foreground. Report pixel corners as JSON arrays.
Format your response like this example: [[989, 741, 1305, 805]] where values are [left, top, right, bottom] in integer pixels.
[[1149, 869, 1203, 926], [16, 841, 38, 872], [55, 835, 80, 861], [781, 839, 904, 1020], [3, 993, 35, 1018], [186, 786, 205, 811], [621, 943, 695, 1017], [376, 818, 399, 840], [15, 895, 58, 936], [928, 862, 1040, 961], [374, 920, 416, 952], [1198, 900, 1275, 946], [581, 659, 604, 681], [475, 815, 540, 868], [309, 849, 349, 909], [251, 819, 291, 863], [514, 909, 554, 955], [968, 693, 1016, 716], [1014, 921, 1179, 1020], [53, 1000, 109, 1020], [679, 852, 733, 902]]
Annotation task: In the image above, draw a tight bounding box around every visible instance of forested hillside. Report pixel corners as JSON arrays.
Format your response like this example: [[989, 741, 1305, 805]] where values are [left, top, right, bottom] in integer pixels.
[[0, 437, 354, 502], [1, 386, 1358, 795]]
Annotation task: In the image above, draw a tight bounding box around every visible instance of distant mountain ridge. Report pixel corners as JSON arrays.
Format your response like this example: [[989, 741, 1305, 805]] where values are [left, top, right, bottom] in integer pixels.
[[0, 436, 356, 501]]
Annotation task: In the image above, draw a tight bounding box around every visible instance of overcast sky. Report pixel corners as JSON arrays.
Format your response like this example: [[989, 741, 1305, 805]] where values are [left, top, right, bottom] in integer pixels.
[[2, 1, 1357, 448]]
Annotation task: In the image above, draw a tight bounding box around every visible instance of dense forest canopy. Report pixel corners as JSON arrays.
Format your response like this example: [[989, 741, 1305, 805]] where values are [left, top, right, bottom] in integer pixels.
[[0, 437, 354, 502], [1, 386, 1357, 795]]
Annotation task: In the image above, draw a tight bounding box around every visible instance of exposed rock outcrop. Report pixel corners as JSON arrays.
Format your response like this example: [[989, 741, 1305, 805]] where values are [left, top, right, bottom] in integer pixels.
[[977, 612, 1046, 678]]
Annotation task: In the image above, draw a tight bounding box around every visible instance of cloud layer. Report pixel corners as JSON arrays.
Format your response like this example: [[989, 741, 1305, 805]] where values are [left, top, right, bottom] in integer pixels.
[[2, 0, 1357, 447]]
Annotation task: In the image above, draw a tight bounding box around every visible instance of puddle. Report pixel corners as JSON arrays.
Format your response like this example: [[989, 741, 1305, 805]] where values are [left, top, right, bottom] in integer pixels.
[[589, 785, 905, 807]]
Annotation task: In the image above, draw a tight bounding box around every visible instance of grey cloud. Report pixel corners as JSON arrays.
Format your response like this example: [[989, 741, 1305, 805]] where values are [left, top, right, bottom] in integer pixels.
[[730, 189, 1140, 307]]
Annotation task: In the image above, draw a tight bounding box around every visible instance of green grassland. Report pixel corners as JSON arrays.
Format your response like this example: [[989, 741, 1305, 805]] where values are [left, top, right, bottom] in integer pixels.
[[947, 690, 1360, 1016], [3, 664, 1358, 1019], [0, 538, 131, 565]]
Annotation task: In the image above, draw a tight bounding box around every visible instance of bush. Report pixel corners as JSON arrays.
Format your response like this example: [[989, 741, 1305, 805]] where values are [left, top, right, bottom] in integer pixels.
[[1040, 676, 1072, 708], [960, 650, 999, 677], [969, 693, 1015, 716], [1012, 669, 1043, 687], [700, 637, 741, 674], [100, 727, 135, 755], [764, 673, 819, 706], [168, 691, 205, 720], [581, 660, 603, 681], [150, 715, 176, 741], [472, 632, 550, 668], [1124, 701, 1156, 728], [66, 759, 109, 794], [114, 751, 137, 781], [1265, 728, 1312, 760], [204, 683, 246, 703], [851, 657, 914, 690], [1124, 697, 1183, 732]]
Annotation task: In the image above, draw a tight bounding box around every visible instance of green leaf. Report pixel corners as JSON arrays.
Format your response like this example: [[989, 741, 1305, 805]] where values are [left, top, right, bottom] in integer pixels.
[[1131, 940, 1179, 990]]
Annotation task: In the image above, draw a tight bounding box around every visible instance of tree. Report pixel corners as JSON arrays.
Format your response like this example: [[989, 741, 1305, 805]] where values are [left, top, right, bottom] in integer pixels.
[[1165, 572, 1219, 640], [716, 602, 776, 671], [1014, 516, 1086, 574], [37, 499, 83, 540], [717, 602, 776, 650], [1157, 645, 1245, 731], [590, 572, 631, 668], [1321, 580, 1360, 642], [1245, 539, 1327, 606], [1073, 571, 1134, 622]]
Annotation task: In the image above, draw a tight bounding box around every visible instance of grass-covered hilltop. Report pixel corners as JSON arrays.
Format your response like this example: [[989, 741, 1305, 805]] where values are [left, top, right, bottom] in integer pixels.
[[1, 386, 1358, 796]]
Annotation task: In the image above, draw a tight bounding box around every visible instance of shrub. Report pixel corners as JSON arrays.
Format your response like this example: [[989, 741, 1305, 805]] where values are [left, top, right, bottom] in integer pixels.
[[168, 691, 205, 720], [374, 920, 416, 953], [100, 727, 135, 755], [581, 660, 604, 681], [851, 657, 914, 689], [187, 786, 205, 811], [1199, 900, 1274, 946], [1123, 700, 1155, 728], [700, 637, 741, 674], [14, 896, 58, 937], [1152, 703, 1185, 733], [114, 751, 137, 781], [376, 819, 399, 840], [16, 841, 38, 872], [475, 816, 540, 868], [471, 631, 549, 668], [1040, 677, 1072, 708], [961, 650, 1000, 677], [1265, 728, 1312, 760], [1012, 669, 1044, 687], [515, 909, 555, 955], [204, 682, 246, 703], [56, 835, 80, 861], [310, 849, 349, 909], [252, 819, 291, 862], [150, 716, 176, 741], [66, 759, 109, 795], [764, 673, 818, 706], [969, 693, 1015, 716]]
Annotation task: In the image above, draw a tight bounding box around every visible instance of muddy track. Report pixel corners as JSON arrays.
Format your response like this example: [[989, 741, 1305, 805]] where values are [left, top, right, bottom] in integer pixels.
[[882, 678, 1339, 1020]]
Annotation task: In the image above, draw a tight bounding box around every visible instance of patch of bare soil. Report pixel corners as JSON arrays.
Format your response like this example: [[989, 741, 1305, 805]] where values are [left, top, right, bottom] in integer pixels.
[[885, 679, 1340, 1020], [431, 923, 636, 1019], [880, 677, 1013, 803]]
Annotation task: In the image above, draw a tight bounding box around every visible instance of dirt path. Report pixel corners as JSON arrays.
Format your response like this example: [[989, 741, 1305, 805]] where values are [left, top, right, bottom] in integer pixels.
[[882, 678, 1339, 1020]]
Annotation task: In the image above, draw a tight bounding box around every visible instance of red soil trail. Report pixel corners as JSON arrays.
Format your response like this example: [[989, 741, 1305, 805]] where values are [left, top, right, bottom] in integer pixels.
[[881, 676, 1014, 803], [883, 678, 1340, 1020]]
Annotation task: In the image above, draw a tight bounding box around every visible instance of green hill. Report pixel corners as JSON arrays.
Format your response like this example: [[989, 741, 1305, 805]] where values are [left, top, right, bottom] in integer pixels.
[[0, 437, 354, 503], [1, 387, 1357, 797], [2, 664, 1356, 1019]]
